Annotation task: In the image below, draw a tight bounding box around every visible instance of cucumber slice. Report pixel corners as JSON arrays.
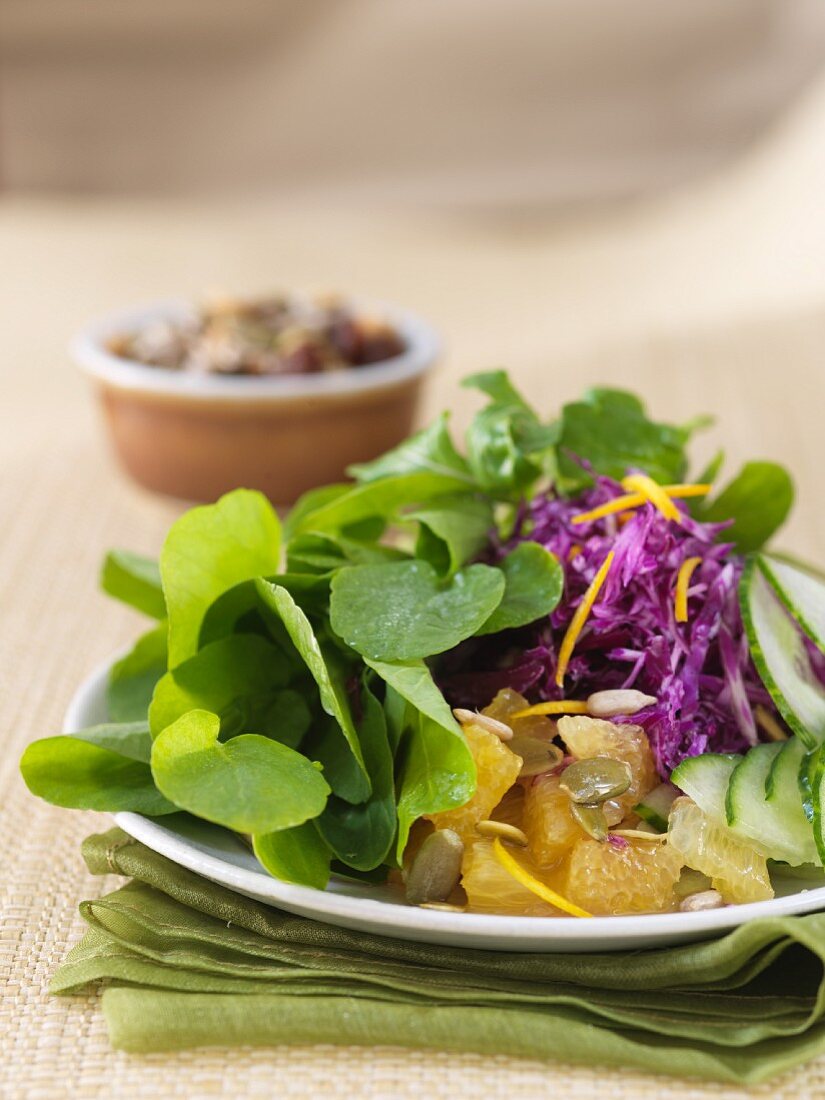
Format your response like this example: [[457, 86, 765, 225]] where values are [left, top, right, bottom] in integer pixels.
[[761, 555, 825, 653], [634, 782, 678, 832], [670, 753, 739, 822], [726, 741, 816, 865], [740, 558, 825, 748], [808, 743, 825, 865]]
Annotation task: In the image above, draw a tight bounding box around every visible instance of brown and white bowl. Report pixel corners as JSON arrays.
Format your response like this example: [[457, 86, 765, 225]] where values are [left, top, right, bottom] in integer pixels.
[[72, 299, 439, 505]]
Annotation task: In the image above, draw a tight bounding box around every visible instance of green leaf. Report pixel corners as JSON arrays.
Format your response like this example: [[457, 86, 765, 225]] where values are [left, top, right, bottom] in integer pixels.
[[100, 550, 165, 619], [557, 388, 692, 488], [363, 657, 475, 857], [347, 414, 472, 484], [252, 822, 331, 889], [702, 461, 794, 553], [462, 373, 557, 496], [283, 483, 351, 540], [255, 581, 369, 801], [70, 721, 153, 763], [477, 542, 563, 634], [149, 634, 291, 741], [21, 736, 176, 815], [150, 710, 329, 833], [330, 560, 505, 661], [405, 494, 494, 575], [316, 684, 396, 871], [286, 532, 407, 575], [287, 472, 472, 538], [396, 711, 475, 861], [161, 490, 282, 668], [108, 622, 168, 722]]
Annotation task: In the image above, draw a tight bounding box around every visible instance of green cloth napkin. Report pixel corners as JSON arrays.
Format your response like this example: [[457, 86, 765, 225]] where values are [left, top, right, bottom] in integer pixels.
[[52, 828, 825, 1083]]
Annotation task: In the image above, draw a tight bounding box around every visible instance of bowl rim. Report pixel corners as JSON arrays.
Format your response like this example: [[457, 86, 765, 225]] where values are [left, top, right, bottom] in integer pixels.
[[70, 296, 440, 402]]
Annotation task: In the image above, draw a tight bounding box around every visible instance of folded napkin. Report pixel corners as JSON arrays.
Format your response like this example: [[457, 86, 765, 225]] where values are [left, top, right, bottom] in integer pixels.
[[53, 828, 825, 1082]]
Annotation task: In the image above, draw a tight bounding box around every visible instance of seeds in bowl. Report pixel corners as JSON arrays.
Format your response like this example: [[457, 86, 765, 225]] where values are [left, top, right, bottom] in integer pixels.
[[106, 293, 406, 377]]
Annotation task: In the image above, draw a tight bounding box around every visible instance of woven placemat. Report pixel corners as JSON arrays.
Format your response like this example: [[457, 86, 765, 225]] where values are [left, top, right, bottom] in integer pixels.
[[3, 311, 825, 1099]]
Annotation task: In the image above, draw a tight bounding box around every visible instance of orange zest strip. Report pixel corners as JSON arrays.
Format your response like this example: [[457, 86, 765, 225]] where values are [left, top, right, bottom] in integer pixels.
[[571, 483, 711, 526], [621, 474, 681, 521], [512, 700, 589, 718], [571, 492, 641, 525], [492, 839, 592, 918], [674, 556, 702, 623], [555, 550, 615, 687]]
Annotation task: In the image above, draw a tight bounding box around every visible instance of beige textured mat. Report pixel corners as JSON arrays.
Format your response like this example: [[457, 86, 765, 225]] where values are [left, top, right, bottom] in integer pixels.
[[2, 288, 825, 1096]]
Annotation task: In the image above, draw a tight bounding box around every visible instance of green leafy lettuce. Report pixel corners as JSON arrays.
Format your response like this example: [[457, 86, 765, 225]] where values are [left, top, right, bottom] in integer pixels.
[[20, 371, 798, 890]]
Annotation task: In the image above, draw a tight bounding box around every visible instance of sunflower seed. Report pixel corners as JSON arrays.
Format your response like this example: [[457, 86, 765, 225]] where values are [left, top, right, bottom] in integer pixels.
[[586, 689, 657, 718], [476, 820, 529, 846], [560, 757, 632, 804], [452, 708, 514, 741], [609, 829, 667, 842], [679, 889, 724, 912], [405, 829, 464, 905]]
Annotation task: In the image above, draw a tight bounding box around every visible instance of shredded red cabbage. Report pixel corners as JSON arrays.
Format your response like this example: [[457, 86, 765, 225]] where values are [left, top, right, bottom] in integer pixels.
[[437, 476, 777, 778]]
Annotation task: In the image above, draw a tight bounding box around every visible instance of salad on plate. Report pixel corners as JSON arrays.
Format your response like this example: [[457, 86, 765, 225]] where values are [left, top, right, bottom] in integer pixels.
[[21, 373, 825, 919]]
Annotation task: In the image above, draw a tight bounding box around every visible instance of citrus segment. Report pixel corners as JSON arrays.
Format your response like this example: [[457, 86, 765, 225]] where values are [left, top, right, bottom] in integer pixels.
[[426, 722, 521, 842], [667, 799, 773, 904], [564, 836, 684, 915]]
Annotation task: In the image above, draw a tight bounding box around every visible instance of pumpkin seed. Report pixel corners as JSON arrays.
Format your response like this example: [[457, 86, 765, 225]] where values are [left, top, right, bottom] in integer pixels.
[[476, 820, 529, 846], [570, 801, 608, 841], [452, 708, 514, 741], [560, 756, 632, 804], [419, 901, 467, 913], [405, 828, 464, 905], [679, 889, 724, 912], [586, 689, 657, 718], [510, 734, 564, 778]]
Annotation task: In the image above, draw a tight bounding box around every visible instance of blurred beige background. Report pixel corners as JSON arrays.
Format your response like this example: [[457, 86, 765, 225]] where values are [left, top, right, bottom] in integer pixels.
[[3, 0, 825, 206], [4, 8, 825, 1098]]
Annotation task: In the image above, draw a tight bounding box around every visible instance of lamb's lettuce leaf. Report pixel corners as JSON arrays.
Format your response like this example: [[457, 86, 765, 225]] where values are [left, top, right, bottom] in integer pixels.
[[253, 822, 332, 890], [477, 542, 563, 634], [150, 710, 329, 833], [107, 621, 167, 722], [461, 371, 557, 496], [702, 461, 794, 553], [20, 735, 175, 815], [348, 413, 472, 484], [161, 490, 281, 668], [363, 657, 475, 857], [316, 683, 396, 870], [148, 634, 290, 740], [330, 559, 505, 661], [255, 581, 369, 801], [101, 549, 165, 619], [557, 388, 697, 489]]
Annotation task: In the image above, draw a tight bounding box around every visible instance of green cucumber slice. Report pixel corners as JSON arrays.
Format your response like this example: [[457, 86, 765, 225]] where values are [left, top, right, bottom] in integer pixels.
[[726, 741, 816, 865], [634, 782, 678, 832], [740, 558, 825, 749], [760, 555, 825, 653], [670, 753, 739, 823], [808, 743, 825, 865]]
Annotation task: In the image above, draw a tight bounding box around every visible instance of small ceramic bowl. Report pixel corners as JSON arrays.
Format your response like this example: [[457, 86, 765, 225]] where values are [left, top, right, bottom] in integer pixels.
[[72, 298, 439, 505]]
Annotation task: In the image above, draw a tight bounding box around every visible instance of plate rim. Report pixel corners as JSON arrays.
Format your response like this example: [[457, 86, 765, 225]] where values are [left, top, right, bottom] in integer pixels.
[[68, 652, 825, 950]]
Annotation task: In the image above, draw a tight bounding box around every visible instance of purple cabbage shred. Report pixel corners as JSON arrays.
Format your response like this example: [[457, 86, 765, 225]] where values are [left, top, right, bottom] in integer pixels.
[[437, 475, 778, 778]]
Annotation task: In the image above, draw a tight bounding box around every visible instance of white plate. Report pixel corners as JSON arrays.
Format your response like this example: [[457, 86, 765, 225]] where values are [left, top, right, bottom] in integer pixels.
[[65, 655, 825, 952]]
